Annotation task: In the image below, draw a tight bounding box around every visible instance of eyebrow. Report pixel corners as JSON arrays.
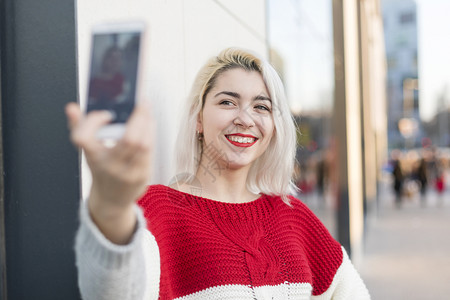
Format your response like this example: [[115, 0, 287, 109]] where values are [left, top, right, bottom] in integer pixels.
[[254, 95, 272, 102], [214, 91, 272, 102]]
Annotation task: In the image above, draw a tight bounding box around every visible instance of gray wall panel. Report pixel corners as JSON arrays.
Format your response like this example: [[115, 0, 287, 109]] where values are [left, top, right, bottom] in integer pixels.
[[0, 0, 81, 299]]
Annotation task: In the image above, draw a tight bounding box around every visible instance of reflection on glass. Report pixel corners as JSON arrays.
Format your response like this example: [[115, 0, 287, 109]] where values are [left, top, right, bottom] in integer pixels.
[[267, 0, 336, 234]]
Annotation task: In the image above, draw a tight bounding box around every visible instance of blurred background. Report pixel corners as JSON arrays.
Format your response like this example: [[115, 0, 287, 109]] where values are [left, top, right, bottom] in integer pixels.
[[1, 0, 449, 299], [266, 1, 450, 298]]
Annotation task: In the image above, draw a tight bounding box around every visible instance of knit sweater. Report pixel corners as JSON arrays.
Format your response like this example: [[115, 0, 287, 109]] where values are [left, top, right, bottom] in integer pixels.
[[75, 184, 370, 300]]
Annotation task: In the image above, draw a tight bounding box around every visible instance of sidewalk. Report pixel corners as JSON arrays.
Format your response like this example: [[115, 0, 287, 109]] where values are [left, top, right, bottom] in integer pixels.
[[359, 183, 450, 300]]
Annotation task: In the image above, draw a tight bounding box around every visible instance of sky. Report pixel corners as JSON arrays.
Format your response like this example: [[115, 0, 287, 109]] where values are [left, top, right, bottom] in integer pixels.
[[416, 0, 450, 121], [268, 0, 450, 121]]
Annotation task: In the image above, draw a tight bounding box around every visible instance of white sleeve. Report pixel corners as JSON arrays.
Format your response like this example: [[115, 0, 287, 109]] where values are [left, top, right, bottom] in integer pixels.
[[74, 200, 160, 300], [312, 247, 371, 300]]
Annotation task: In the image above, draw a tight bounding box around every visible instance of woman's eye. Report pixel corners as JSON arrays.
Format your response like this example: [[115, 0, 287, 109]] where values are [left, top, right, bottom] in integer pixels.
[[220, 100, 234, 106], [255, 105, 271, 112]]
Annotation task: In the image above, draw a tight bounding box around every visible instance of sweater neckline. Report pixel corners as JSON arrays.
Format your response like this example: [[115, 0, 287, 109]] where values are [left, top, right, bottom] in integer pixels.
[[159, 185, 277, 220], [164, 184, 267, 207]]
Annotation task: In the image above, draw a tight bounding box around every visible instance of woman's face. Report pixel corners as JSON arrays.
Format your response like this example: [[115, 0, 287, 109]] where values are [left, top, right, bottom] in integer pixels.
[[198, 68, 275, 171], [102, 48, 123, 74]]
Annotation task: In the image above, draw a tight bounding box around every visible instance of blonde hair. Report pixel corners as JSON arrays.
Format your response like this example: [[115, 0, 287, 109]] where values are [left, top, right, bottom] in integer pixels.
[[175, 48, 298, 204]]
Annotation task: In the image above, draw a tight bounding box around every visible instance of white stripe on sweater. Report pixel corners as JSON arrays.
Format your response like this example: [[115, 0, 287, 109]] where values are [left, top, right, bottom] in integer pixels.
[[174, 282, 312, 300]]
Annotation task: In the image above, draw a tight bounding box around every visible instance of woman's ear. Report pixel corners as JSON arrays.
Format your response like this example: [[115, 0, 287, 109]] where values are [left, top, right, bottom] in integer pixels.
[[196, 112, 203, 133]]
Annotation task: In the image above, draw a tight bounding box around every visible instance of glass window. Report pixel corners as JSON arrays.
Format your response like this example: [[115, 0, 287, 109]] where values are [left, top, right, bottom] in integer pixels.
[[400, 11, 415, 24]]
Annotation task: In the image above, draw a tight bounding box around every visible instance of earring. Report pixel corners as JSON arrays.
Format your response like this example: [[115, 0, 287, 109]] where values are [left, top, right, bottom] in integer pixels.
[[196, 130, 203, 141]]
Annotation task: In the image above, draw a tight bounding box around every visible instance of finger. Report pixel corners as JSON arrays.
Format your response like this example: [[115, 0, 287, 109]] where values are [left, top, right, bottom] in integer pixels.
[[124, 104, 153, 141], [111, 104, 154, 170], [72, 110, 114, 152], [113, 139, 153, 189], [65, 102, 82, 131], [116, 104, 153, 152]]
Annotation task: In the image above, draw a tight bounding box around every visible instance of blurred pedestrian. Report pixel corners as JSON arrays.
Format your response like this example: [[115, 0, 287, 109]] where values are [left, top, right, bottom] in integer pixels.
[[316, 156, 326, 197], [392, 158, 404, 208], [435, 164, 445, 204], [416, 157, 428, 206]]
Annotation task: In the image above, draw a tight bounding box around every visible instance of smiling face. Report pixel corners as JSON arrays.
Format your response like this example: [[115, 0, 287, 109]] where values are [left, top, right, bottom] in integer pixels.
[[197, 68, 275, 171]]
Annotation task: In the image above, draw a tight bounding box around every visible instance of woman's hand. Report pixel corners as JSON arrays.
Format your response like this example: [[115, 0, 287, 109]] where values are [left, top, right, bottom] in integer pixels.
[[66, 103, 154, 244]]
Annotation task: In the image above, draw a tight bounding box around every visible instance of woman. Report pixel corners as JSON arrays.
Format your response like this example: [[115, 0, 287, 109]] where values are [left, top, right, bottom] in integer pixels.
[[88, 46, 127, 104], [67, 48, 370, 299]]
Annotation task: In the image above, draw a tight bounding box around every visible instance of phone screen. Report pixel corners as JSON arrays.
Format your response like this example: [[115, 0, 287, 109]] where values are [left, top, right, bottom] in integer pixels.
[[86, 30, 141, 123]]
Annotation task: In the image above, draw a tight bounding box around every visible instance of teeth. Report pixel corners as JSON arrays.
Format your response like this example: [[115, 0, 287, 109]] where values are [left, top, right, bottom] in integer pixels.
[[228, 136, 255, 143]]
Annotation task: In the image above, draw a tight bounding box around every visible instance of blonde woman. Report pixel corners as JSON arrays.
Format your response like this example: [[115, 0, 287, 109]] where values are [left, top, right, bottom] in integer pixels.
[[67, 48, 370, 300]]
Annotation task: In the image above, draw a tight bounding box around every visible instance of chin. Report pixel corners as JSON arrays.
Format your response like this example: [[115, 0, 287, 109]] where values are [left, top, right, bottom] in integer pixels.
[[225, 162, 250, 171], [222, 155, 255, 170]]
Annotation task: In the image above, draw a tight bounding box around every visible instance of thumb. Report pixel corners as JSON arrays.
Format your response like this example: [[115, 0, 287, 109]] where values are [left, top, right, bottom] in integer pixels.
[[65, 102, 82, 131]]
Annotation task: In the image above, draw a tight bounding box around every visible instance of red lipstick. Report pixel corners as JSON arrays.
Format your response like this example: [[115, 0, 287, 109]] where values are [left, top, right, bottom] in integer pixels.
[[225, 133, 258, 148]]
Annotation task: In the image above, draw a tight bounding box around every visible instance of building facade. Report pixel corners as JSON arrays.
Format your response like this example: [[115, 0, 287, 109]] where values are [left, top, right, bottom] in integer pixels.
[[382, 0, 421, 149]]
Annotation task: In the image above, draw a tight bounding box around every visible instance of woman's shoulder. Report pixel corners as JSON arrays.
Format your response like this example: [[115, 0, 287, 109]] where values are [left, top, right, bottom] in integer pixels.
[[138, 184, 174, 202], [269, 194, 339, 241], [278, 194, 344, 284], [141, 184, 169, 197], [137, 184, 198, 208], [266, 193, 319, 218]]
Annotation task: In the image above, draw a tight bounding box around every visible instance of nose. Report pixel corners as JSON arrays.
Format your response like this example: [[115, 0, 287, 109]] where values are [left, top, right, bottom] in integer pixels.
[[233, 107, 255, 128]]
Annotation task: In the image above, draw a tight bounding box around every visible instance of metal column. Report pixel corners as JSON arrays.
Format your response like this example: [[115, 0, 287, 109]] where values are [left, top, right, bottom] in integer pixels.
[[332, 0, 365, 263]]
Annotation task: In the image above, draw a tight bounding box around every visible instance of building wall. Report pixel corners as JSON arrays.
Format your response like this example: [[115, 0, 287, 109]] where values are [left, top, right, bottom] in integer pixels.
[[360, 0, 388, 210], [381, 0, 420, 148], [76, 0, 268, 198]]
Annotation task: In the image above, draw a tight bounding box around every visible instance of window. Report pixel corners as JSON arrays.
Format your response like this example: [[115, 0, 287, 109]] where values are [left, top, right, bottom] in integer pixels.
[[387, 55, 397, 68], [400, 11, 415, 24]]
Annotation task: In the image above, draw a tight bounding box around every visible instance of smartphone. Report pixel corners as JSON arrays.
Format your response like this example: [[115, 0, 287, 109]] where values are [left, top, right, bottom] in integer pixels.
[[86, 21, 145, 139]]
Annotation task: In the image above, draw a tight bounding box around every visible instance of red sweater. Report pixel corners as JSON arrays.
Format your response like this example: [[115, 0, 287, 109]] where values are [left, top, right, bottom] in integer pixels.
[[137, 185, 350, 299]]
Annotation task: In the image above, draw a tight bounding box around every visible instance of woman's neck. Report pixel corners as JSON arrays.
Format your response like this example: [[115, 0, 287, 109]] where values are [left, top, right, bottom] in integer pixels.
[[193, 165, 259, 204]]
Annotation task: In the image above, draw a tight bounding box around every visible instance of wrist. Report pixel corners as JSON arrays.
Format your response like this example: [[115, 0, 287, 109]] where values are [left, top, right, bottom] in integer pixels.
[[87, 190, 137, 245], [89, 187, 134, 218]]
